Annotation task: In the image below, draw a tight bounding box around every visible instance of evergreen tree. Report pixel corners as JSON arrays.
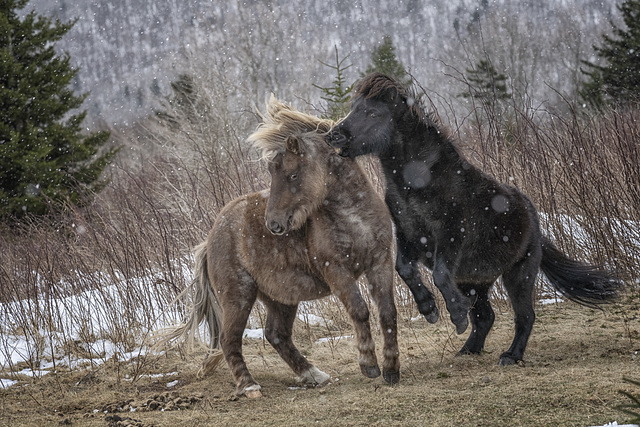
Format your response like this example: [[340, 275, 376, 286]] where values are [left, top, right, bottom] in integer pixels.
[[155, 73, 201, 127], [460, 58, 517, 142], [461, 59, 511, 103], [580, 0, 640, 109], [0, 0, 114, 221], [364, 35, 411, 86], [313, 46, 354, 120]]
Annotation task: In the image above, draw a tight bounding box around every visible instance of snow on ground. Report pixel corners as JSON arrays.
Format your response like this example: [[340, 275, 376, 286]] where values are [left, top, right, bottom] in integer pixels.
[[0, 274, 342, 386], [1, 296, 636, 427]]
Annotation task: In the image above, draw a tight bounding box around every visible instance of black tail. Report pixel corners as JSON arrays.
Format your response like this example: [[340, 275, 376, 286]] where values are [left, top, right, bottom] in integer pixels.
[[540, 236, 623, 308]]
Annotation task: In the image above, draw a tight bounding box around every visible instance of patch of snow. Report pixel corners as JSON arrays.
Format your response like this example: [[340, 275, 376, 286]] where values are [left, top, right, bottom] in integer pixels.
[[298, 313, 330, 326], [242, 328, 264, 339], [0, 378, 17, 388], [315, 335, 353, 344], [123, 371, 178, 382], [588, 422, 639, 427]]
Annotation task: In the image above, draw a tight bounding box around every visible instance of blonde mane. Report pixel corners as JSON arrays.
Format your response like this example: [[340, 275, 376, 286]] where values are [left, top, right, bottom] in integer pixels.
[[247, 94, 335, 160]]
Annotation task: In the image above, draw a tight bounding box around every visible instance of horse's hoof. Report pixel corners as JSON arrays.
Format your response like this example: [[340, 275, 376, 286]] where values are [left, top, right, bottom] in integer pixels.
[[457, 346, 481, 356], [296, 366, 331, 385], [453, 315, 469, 335], [360, 364, 381, 379], [242, 384, 263, 398], [498, 354, 524, 367], [418, 302, 439, 324], [383, 369, 400, 385], [424, 308, 439, 324]]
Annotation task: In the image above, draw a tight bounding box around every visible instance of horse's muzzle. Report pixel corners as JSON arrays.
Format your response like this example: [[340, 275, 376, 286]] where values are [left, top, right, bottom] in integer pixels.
[[325, 130, 350, 157]]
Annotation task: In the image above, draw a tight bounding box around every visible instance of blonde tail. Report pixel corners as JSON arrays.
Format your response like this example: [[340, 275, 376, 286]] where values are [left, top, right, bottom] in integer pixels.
[[152, 241, 224, 374]]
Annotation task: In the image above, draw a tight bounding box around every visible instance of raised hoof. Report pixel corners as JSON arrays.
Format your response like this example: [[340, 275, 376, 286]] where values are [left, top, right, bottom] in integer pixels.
[[383, 369, 400, 385], [417, 301, 439, 324], [424, 307, 439, 324], [360, 364, 381, 379], [452, 314, 469, 335], [241, 384, 263, 398]]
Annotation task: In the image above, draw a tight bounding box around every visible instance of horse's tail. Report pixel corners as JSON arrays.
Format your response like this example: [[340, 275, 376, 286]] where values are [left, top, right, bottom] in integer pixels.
[[152, 241, 224, 375], [539, 236, 623, 308]]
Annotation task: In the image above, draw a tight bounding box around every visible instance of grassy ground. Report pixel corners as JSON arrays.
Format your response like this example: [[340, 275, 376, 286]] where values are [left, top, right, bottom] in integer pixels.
[[1, 297, 639, 427]]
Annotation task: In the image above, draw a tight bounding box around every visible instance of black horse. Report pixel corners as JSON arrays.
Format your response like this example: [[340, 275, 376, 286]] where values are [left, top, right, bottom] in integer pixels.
[[328, 72, 622, 365]]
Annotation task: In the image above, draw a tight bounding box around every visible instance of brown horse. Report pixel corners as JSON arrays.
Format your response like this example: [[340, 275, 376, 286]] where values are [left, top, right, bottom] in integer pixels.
[[159, 97, 399, 397]]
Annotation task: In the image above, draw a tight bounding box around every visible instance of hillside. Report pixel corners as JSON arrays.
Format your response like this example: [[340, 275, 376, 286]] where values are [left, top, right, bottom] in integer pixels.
[[26, 0, 620, 124]]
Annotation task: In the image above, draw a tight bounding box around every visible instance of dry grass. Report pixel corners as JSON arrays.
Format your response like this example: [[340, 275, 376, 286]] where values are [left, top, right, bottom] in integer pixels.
[[1, 299, 639, 427]]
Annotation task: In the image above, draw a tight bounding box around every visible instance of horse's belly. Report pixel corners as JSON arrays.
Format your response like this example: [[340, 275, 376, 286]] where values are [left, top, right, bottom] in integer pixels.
[[453, 249, 504, 283], [244, 240, 333, 304], [259, 271, 332, 305]]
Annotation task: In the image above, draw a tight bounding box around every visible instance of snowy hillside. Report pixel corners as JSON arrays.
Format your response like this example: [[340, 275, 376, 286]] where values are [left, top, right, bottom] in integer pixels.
[[26, 0, 620, 124]]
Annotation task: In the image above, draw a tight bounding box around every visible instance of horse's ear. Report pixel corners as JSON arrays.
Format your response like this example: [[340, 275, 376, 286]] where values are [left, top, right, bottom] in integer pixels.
[[285, 135, 302, 155], [388, 88, 398, 103]]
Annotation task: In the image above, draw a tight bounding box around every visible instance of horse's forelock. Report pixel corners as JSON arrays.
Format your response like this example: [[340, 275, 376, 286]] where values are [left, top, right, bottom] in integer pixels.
[[248, 95, 334, 160], [354, 73, 435, 128], [354, 72, 408, 102]]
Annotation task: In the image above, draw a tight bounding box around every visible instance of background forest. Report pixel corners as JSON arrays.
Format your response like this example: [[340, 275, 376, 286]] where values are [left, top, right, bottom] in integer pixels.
[[24, 0, 625, 124]]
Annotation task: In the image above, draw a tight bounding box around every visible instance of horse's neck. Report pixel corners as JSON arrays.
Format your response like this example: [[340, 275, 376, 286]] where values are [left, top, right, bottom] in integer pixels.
[[324, 162, 372, 208], [386, 118, 456, 162]]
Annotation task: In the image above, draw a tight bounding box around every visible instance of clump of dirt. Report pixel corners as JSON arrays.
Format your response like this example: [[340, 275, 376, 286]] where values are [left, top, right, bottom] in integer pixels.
[[104, 414, 146, 427], [100, 391, 204, 413]]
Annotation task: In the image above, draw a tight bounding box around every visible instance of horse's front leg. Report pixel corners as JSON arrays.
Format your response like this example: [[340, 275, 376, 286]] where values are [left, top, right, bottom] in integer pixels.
[[324, 264, 380, 379], [432, 250, 469, 335], [396, 236, 439, 323], [366, 263, 400, 384], [262, 298, 331, 385]]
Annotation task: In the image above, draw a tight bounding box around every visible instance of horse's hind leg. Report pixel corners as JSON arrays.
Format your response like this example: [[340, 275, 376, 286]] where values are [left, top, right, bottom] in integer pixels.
[[458, 284, 495, 356], [499, 251, 539, 366], [396, 237, 439, 323], [262, 299, 330, 385], [219, 284, 262, 397], [366, 263, 400, 384]]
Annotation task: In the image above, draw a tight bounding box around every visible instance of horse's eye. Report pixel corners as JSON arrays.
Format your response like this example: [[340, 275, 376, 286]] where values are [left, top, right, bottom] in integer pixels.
[[289, 173, 298, 181], [370, 112, 377, 118]]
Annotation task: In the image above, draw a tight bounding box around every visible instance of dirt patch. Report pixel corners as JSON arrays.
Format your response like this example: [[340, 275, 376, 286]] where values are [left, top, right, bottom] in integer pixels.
[[1, 298, 639, 427]]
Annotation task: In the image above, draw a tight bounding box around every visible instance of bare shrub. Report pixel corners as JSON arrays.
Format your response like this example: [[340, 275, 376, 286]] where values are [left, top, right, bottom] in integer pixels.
[[0, 57, 269, 373], [465, 102, 640, 281], [3, 55, 638, 379]]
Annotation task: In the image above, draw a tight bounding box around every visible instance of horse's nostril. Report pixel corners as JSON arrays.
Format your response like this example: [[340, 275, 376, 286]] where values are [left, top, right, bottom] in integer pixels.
[[267, 220, 284, 235], [327, 131, 347, 147]]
